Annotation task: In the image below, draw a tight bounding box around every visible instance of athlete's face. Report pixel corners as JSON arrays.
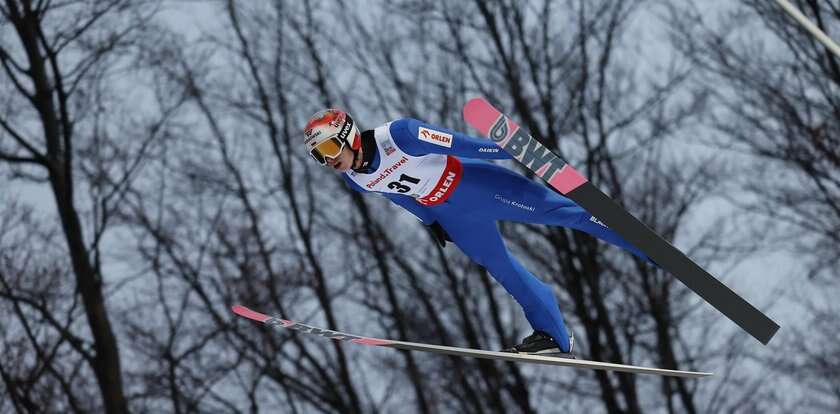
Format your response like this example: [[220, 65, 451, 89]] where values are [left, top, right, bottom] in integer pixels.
[[325, 144, 357, 172]]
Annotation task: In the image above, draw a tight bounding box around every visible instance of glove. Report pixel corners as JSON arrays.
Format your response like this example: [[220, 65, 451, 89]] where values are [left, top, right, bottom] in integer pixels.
[[426, 221, 452, 248]]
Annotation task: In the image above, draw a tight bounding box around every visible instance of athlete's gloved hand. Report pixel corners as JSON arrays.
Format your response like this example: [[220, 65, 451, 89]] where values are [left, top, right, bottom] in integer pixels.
[[426, 221, 452, 248]]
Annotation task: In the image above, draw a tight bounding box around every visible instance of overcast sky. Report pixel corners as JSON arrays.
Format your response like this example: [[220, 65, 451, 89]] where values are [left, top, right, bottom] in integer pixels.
[[2, 2, 811, 403]]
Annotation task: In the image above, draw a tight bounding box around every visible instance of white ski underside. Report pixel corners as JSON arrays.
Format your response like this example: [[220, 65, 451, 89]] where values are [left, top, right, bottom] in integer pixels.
[[371, 338, 710, 378], [233, 305, 711, 379]]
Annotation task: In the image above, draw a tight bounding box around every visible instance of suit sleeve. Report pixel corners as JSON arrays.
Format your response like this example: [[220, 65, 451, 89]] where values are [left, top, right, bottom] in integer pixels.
[[389, 118, 513, 160], [381, 193, 435, 225], [342, 174, 435, 225], [342, 174, 367, 193]]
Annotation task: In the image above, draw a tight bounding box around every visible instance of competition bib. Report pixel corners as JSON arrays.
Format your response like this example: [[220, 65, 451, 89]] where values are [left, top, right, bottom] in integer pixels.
[[347, 123, 462, 206]]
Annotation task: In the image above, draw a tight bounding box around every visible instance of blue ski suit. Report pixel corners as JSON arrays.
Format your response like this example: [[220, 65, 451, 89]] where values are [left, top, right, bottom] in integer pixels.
[[342, 119, 649, 352]]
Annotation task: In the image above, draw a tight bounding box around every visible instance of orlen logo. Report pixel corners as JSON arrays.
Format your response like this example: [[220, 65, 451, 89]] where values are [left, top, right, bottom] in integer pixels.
[[417, 156, 462, 206], [419, 171, 457, 205], [418, 127, 453, 148]]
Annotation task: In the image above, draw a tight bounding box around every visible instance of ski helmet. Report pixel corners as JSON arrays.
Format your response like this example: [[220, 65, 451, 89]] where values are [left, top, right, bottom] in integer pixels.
[[303, 108, 361, 165]]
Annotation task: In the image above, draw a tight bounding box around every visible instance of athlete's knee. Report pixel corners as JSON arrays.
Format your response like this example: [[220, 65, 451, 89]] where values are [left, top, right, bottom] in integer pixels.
[[486, 258, 550, 295], [540, 194, 584, 218], [542, 190, 577, 208]]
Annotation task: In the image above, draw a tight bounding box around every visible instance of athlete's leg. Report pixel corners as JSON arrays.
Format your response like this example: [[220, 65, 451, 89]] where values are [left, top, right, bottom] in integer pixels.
[[540, 195, 651, 261], [447, 160, 651, 262], [435, 214, 572, 351], [491, 176, 651, 262]]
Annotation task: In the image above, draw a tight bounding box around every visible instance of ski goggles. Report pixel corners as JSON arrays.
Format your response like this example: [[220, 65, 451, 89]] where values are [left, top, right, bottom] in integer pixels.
[[309, 136, 345, 165]]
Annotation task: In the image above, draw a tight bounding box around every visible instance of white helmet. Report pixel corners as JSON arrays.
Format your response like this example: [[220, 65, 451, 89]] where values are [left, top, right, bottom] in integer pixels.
[[303, 109, 361, 165]]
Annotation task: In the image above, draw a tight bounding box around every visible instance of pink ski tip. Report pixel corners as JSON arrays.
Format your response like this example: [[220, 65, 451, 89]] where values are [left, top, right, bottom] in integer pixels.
[[351, 337, 394, 346], [463, 97, 498, 136], [549, 165, 588, 194], [232, 305, 270, 322]]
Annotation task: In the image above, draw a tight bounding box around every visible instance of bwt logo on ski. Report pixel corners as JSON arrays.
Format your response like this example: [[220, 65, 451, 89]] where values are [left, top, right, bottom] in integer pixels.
[[489, 116, 565, 179], [418, 127, 453, 148], [266, 318, 363, 342]]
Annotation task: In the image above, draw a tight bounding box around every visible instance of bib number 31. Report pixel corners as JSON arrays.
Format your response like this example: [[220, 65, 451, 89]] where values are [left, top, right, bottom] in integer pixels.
[[387, 174, 420, 193]]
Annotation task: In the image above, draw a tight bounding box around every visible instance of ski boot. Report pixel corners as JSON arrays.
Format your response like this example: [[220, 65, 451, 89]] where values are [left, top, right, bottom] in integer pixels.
[[501, 330, 576, 359]]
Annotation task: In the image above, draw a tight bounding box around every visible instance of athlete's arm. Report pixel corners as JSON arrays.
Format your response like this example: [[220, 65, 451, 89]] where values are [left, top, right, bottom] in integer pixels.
[[381, 192, 435, 225], [383, 192, 449, 247], [342, 174, 435, 224], [389, 118, 512, 160], [341, 173, 368, 194]]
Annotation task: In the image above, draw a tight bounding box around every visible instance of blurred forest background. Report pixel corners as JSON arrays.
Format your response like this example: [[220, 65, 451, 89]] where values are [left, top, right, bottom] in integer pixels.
[[1, 0, 838, 412]]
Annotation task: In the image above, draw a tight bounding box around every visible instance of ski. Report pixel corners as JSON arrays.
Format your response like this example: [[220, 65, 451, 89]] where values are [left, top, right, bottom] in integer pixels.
[[462, 97, 779, 345], [232, 305, 712, 378]]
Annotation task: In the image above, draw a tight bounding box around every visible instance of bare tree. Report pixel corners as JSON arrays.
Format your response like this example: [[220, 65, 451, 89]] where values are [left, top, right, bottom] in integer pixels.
[[107, 1, 383, 411], [1, 0, 806, 412], [668, 1, 839, 412], [669, 0, 839, 279], [337, 0, 772, 412], [0, 199, 98, 413], [0, 0, 181, 412]]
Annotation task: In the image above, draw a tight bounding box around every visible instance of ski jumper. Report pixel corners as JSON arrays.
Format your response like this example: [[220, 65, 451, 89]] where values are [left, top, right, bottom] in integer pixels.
[[343, 119, 650, 352]]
